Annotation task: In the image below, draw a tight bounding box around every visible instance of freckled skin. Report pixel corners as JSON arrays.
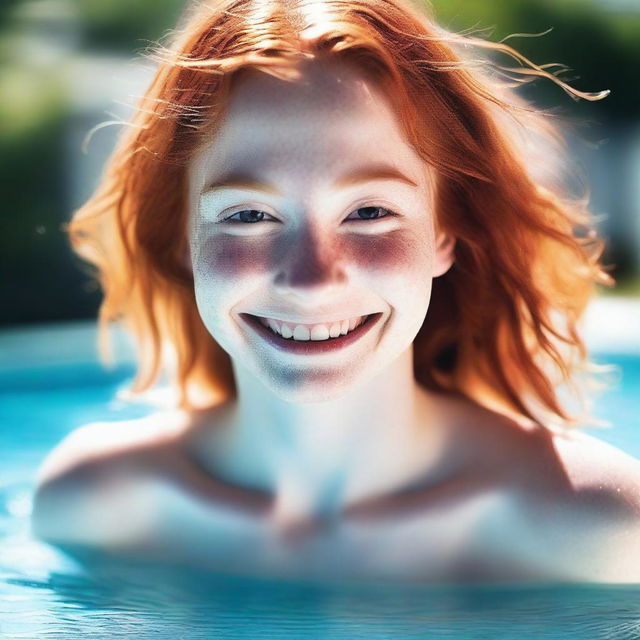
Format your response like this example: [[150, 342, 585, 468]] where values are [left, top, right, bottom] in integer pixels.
[[180, 65, 461, 559], [31, 60, 640, 586], [197, 227, 419, 282], [187, 59, 450, 400]]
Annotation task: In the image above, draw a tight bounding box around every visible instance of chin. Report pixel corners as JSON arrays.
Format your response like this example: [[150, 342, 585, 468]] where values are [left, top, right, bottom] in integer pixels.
[[259, 365, 377, 404]]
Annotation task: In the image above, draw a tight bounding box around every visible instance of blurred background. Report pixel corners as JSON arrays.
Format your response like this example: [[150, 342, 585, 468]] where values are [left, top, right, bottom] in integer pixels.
[[1, 0, 639, 327], [0, 4, 637, 631]]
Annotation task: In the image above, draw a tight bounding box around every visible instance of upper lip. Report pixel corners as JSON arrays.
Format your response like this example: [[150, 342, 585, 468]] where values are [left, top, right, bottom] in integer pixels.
[[243, 312, 375, 325]]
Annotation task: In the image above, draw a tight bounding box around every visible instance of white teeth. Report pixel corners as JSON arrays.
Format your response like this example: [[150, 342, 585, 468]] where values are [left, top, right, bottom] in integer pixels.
[[257, 314, 369, 341], [293, 325, 310, 340], [267, 319, 280, 334], [310, 325, 330, 341]]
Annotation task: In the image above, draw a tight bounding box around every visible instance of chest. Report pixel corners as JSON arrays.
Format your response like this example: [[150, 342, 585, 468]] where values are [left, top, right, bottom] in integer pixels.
[[131, 477, 534, 582]]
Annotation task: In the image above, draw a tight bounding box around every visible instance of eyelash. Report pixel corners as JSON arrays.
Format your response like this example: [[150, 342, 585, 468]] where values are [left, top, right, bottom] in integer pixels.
[[220, 205, 398, 224]]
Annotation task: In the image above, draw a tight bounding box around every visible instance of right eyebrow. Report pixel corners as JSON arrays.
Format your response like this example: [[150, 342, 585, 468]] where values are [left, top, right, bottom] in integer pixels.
[[201, 163, 419, 196]]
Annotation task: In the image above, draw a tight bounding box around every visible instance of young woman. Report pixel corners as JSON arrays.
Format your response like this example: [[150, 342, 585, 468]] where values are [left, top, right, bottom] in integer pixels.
[[32, 0, 640, 584]]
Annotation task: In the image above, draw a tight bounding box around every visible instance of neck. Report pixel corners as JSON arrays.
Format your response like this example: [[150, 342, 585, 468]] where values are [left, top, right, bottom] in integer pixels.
[[193, 346, 452, 529]]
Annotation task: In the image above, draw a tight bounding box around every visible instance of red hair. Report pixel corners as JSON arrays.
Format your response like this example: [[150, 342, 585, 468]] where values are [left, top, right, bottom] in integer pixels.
[[69, 0, 613, 426]]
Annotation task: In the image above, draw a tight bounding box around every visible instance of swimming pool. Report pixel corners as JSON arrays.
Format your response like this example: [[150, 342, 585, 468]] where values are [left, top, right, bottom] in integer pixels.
[[1, 300, 639, 639]]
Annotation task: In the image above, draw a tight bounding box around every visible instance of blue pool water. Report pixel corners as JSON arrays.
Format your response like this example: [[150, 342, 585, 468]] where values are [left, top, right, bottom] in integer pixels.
[[1, 345, 639, 638]]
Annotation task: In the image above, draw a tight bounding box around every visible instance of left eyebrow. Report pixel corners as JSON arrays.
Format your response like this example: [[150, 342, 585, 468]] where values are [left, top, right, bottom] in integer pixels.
[[201, 163, 419, 196]]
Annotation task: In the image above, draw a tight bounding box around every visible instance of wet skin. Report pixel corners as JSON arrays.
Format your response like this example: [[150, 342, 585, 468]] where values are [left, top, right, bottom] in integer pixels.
[[31, 398, 640, 583], [30, 60, 640, 584]]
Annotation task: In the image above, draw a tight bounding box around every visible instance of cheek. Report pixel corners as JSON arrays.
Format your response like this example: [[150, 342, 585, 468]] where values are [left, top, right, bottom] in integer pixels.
[[193, 234, 281, 278], [348, 230, 434, 323], [345, 230, 431, 274]]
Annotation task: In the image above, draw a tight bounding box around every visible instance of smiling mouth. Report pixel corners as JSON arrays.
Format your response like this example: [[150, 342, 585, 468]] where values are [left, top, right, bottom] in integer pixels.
[[257, 314, 369, 341], [240, 312, 382, 354]]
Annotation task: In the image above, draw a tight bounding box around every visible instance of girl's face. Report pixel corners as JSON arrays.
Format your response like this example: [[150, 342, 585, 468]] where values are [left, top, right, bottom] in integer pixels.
[[186, 60, 454, 402]]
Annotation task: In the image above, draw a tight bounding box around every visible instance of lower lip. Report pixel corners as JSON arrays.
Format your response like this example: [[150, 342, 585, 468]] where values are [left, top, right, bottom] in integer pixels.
[[241, 313, 382, 355]]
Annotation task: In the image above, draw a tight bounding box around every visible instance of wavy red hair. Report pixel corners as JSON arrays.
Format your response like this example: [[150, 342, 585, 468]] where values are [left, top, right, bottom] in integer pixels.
[[68, 0, 613, 427]]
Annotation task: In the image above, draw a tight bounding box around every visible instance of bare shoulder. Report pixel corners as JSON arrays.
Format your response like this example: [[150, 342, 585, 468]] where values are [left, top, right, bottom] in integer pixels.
[[450, 395, 640, 515], [510, 427, 640, 532], [547, 429, 640, 511], [35, 410, 190, 483], [31, 410, 193, 548], [443, 397, 640, 582], [509, 428, 640, 583]]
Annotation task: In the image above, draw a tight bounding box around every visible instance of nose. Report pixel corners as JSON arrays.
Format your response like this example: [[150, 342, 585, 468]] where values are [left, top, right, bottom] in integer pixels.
[[272, 224, 347, 300]]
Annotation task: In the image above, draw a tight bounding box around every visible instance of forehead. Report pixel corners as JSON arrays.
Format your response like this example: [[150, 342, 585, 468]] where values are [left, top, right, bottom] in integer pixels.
[[190, 60, 428, 185]]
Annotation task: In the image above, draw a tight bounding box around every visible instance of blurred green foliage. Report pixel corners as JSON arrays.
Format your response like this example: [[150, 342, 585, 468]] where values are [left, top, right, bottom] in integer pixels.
[[0, 61, 103, 323], [1, 0, 639, 325], [430, 0, 640, 121], [69, 0, 183, 53]]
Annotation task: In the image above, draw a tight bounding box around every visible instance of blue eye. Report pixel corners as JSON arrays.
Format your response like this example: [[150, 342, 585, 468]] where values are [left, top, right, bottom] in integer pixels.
[[221, 205, 397, 223], [223, 209, 276, 223], [345, 206, 396, 221]]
